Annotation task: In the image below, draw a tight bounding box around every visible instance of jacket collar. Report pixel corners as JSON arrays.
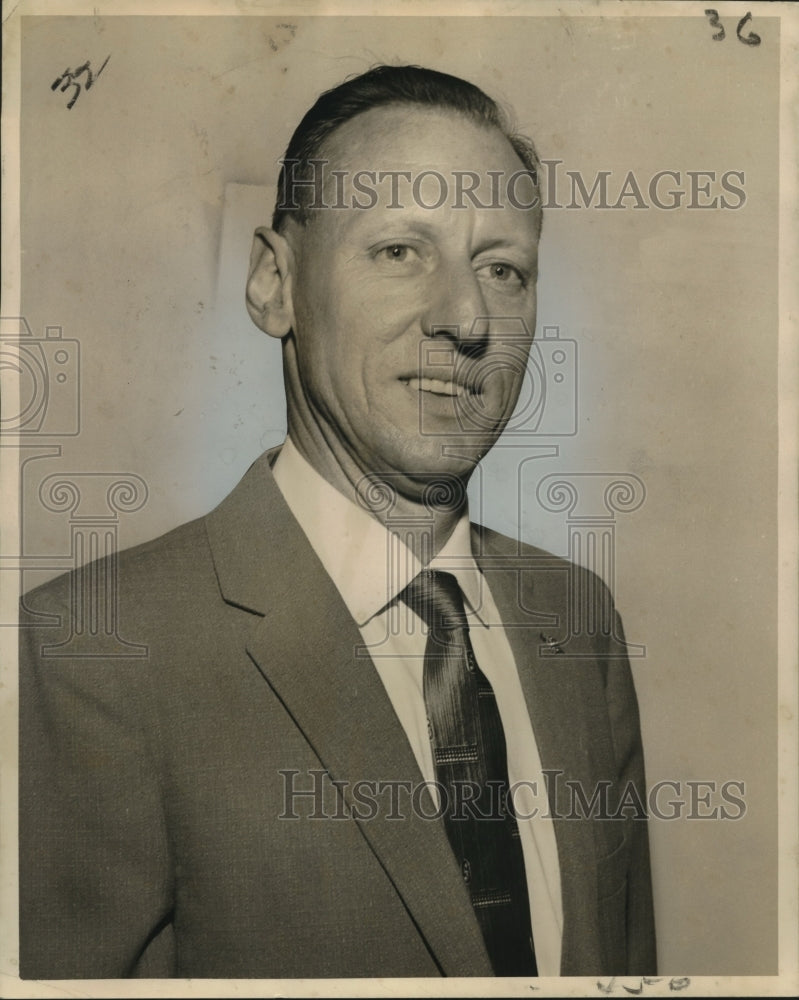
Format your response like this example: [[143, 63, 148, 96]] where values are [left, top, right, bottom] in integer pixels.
[[204, 449, 494, 976], [204, 448, 300, 617], [204, 452, 614, 975]]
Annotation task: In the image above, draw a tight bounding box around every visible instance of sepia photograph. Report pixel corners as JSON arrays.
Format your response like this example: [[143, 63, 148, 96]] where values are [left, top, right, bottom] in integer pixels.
[[1, 1, 796, 997]]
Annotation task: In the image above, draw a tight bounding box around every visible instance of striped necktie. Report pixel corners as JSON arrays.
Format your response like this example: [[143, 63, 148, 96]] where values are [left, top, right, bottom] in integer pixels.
[[401, 569, 537, 976]]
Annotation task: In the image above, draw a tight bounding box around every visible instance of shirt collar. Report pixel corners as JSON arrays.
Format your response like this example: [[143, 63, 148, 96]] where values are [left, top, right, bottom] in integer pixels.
[[272, 436, 487, 628]]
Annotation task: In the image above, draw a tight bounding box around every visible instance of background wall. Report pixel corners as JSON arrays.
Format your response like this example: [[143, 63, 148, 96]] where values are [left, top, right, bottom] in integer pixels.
[[15, 12, 779, 975]]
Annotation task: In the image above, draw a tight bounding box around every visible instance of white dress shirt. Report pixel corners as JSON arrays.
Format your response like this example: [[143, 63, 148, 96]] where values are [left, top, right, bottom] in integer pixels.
[[273, 436, 563, 975]]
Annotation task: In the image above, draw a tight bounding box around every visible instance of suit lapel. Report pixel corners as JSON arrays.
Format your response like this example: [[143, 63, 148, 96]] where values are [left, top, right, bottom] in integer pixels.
[[205, 453, 492, 977], [474, 526, 607, 973]]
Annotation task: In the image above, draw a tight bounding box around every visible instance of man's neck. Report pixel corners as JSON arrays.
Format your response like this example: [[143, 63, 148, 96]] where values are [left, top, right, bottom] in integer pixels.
[[281, 429, 467, 564]]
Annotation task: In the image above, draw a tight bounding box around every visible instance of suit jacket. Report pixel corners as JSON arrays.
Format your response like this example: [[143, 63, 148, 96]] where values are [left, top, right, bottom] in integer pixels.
[[19, 450, 656, 979]]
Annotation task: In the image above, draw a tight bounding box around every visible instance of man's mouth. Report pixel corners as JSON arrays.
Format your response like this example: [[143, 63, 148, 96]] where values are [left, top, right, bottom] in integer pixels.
[[402, 376, 475, 398]]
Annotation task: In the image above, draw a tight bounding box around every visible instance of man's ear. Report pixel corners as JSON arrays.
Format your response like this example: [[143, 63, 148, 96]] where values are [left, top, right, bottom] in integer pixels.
[[245, 226, 296, 338]]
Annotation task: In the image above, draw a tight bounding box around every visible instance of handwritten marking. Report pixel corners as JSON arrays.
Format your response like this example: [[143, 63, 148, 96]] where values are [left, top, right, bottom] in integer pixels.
[[703, 10, 761, 46], [597, 978, 692, 995], [51, 55, 110, 109], [736, 12, 761, 46], [704, 9, 726, 40]]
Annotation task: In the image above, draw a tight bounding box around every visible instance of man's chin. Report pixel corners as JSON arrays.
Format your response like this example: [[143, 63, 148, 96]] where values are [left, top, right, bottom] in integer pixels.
[[357, 438, 493, 508]]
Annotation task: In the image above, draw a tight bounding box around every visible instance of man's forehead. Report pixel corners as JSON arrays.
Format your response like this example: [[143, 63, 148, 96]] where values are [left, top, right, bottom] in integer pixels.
[[320, 103, 527, 174], [287, 104, 541, 237]]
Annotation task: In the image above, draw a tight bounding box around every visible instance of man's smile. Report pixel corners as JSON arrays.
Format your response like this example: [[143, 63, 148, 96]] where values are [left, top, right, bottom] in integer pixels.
[[401, 375, 476, 398]]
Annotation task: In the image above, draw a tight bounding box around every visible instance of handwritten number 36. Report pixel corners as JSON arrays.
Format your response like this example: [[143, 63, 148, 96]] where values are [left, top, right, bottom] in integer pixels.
[[705, 10, 762, 46]]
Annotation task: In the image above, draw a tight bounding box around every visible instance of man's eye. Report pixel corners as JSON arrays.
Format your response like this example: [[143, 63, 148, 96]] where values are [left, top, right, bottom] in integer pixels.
[[377, 244, 414, 262], [479, 262, 525, 287]]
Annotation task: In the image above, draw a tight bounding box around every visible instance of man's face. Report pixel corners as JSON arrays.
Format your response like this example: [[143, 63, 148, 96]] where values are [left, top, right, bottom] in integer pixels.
[[282, 104, 541, 500]]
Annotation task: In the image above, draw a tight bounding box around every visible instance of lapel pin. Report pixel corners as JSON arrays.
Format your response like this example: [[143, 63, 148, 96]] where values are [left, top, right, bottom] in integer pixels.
[[540, 632, 564, 655]]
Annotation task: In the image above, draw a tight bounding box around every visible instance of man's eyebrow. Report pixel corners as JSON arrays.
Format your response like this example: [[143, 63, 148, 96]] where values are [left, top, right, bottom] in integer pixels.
[[472, 234, 540, 257], [350, 216, 444, 243]]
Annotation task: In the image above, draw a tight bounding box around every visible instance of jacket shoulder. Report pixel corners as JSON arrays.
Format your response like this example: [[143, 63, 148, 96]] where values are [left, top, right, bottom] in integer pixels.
[[472, 520, 596, 577], [471, 520, 629, 659], [19, 514, 220, 643], [23, 515, 209, 601]]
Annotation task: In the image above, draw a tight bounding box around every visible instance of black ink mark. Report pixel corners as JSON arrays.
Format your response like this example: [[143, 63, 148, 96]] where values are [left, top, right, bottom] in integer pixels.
[[597, 979, 692, 996], [704, 10, 761, 46], [51, 55, 110, 109], [704, 9, 726, 41], [736, 12, 761, 46]]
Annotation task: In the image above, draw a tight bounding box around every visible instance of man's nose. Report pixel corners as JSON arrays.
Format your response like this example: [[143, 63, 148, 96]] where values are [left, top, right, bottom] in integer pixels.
[[420, 261, 489, 344]]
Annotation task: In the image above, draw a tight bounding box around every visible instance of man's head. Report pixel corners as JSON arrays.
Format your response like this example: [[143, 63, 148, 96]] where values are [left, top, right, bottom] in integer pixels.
[[246, 65, 543, 504], [270, 64, 541, 234]]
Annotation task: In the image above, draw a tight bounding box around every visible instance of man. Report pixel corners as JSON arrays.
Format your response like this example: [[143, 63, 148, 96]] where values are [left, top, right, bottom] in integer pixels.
[[19, 65, 655, 979]]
